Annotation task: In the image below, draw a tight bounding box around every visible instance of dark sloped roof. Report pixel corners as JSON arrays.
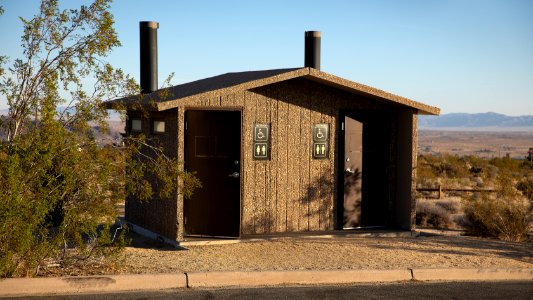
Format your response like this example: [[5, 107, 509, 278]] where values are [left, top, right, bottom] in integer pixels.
[[105, 67, 439, 115]]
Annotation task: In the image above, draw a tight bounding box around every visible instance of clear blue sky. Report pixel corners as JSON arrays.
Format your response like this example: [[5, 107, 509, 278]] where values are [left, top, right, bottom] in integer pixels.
[[1, 0, 532, 115]]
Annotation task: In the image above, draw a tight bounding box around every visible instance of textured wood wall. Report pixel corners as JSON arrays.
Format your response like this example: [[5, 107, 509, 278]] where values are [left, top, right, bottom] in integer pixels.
[[125, 109, 179, 239], [241, 80, 338, 234], [126, 77, 414, 240], [174, 78, 394, 237]]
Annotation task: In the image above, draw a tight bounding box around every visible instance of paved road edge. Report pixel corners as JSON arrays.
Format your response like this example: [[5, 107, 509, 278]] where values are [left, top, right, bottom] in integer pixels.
[[411, 268, 533, 281], [0, 273, 186, 297], [1, 268, 532, 297], [186, 269, 412, 288]]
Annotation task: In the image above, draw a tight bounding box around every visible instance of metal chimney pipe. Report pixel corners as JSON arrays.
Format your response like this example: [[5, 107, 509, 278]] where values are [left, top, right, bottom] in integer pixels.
[[304, 31, 321, 70], [139, 21, 159, 93]]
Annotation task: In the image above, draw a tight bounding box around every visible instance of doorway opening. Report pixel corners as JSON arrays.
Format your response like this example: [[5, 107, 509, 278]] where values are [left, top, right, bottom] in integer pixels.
[[184, 110, 241, 237], [338, 110, 391, 229]]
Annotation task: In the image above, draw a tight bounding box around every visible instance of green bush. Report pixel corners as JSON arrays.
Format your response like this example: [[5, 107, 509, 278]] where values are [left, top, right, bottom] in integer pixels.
[[416, 201, 454, 229], [462, 175, 532, 242]]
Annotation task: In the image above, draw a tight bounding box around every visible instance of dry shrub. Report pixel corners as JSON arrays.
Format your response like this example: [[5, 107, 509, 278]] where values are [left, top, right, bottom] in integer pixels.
[[517, 178, 533, 201], [462, 175, 532, 242], [416, 201, 454, 229], [435, 199, 461, 214]]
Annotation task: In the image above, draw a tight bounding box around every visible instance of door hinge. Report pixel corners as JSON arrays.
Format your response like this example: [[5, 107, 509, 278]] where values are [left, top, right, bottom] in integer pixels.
[[341, 122, 345, 131]]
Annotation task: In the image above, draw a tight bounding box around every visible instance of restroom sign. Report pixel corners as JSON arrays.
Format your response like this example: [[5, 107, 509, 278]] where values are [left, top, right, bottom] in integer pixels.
[[313, 124, 329, 159], [313, 124, 329, 142], [253, 124, 270, 160], [254, 124, 269, 142]]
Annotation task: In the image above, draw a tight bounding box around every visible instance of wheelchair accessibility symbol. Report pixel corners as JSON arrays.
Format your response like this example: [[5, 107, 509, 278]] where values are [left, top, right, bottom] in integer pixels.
[[257, 129, 265, 140], [312, 124, 329, 142], [315, 128, 324, 140], [253, 124, 269, 142]]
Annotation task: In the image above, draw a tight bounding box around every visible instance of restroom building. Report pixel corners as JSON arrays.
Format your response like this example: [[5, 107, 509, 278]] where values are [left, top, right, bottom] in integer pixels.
[[105, 22, 440, 242]]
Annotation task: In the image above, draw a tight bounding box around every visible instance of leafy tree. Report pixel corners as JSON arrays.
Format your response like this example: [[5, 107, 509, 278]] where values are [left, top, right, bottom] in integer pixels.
[[0, 0, 199, 277]]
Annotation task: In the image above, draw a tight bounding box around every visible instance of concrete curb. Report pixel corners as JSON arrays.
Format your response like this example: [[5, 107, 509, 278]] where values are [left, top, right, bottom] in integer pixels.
[[186, 269, 413, 288], [412, 268, 533, 281], [1, 268, 532, 297], [0, 274, 186, 297]]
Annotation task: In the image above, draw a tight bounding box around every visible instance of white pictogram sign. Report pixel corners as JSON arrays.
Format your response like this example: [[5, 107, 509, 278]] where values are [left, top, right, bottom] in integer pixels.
[[253, 124, 270, 160], [312, 124, 329, 159], [313, 124, 329, 142]]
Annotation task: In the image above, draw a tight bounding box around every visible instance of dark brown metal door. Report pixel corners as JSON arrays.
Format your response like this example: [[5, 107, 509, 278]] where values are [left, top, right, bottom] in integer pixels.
[[343, 116, 363, 228], [184, 110, 241, 237]]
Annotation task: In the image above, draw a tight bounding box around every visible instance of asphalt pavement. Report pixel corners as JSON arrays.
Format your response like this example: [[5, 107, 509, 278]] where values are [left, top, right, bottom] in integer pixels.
[[3, 281, 532, 300]]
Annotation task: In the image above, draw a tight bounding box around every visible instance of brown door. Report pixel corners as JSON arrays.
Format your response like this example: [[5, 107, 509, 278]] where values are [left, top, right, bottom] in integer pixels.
[[343, 116, 363, 228], [184, 110, 241, 237]]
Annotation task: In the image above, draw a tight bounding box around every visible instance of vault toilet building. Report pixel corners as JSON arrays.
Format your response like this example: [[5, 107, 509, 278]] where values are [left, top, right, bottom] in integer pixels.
[[106, 22, 440, 242]]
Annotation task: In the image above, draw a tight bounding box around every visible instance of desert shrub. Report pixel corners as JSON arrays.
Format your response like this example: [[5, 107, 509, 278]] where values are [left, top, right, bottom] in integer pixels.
[[516, 178, 533, 201], [417, 155, 438, 180], [462, 174, 532, 242], [489, 157, 522, 174], [435, 199, 461, 214], [416, 201, 454, 229]]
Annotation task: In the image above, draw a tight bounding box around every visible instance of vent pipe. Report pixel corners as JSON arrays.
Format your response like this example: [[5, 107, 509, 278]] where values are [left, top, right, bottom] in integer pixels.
[[139, 21, 159, 94], [304, 31, 321, 70]]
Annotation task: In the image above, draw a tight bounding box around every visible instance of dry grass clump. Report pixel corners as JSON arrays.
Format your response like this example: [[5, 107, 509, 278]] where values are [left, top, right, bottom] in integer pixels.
[[416, 200, 454, 229], [435, 198, 462, 214]]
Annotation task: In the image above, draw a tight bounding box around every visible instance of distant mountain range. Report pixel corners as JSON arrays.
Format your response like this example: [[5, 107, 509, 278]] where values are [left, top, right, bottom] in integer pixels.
[[2, 109, 532, 130], [419, 112, 533, 129]]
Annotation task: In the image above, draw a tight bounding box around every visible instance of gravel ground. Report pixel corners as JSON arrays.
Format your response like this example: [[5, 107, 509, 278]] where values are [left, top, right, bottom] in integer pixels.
[[117, 232, 533, 274]]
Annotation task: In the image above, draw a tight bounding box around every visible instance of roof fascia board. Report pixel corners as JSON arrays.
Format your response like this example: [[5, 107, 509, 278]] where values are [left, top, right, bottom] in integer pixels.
[[156, 68, 310, 111]]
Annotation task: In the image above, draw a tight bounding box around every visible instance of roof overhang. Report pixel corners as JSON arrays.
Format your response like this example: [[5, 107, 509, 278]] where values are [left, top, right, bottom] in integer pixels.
[[104, 67, 440, 115]]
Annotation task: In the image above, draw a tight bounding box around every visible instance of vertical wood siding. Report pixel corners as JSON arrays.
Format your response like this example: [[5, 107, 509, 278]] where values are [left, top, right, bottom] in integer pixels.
[[125, 109, 180, 240], [131, 77, 408, 239]]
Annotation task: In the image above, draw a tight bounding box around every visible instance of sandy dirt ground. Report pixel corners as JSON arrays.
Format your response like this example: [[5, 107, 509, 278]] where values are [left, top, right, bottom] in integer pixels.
[[116, 232, 533, 275]]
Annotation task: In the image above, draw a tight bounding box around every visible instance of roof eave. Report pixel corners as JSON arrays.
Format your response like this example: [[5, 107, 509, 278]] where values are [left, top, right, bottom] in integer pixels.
[[306, 68, 440, 115], [103, 67, 440, 116], [156, 68, 310, 111]]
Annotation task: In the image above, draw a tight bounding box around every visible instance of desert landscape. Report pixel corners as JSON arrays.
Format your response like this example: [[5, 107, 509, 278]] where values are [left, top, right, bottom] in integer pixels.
[[419, 129, 533, 159]]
